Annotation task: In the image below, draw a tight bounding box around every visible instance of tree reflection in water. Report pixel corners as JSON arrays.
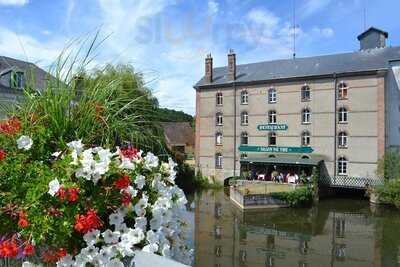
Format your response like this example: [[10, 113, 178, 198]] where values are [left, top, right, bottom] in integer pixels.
[[193, 189, 400, 267]]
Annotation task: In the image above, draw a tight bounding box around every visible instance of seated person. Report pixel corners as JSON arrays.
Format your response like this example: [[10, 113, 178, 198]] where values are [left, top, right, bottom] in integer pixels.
[[271, 170, 279, 182], [277, 173, 284, 183], [287, 172, 296, 184]]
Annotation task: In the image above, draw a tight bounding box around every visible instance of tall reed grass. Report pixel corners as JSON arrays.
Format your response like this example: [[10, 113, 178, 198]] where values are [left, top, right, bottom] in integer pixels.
[[1, 33, 167, 154]]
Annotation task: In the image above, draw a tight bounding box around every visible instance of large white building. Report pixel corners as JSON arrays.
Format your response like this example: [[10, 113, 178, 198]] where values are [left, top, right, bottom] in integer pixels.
[[194, 27, 400, 184]]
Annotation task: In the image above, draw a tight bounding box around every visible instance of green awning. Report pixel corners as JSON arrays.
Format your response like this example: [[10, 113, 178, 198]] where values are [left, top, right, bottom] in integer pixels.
[[240, 156, 320, 166]]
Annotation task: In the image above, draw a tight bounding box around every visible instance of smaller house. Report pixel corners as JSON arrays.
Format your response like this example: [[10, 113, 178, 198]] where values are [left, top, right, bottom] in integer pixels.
[[161, 122, 195, 158], [0, 56, 49, 117]]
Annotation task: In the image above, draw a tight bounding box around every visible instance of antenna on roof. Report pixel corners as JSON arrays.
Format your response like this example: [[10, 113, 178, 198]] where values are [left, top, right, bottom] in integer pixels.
[[363, 0, 367, 30], [292, 0, 296, 59]]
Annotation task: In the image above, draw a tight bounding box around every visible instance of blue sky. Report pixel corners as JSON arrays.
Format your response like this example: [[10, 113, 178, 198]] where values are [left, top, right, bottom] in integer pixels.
[[0, 0, 399, 114]]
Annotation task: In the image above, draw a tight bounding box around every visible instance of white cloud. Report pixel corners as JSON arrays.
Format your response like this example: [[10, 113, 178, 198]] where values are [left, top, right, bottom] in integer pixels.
[[41, 30, 51, 36], [0, 0, 28, 6], [312, 27, 334, 38], [208, 0, 219, 15], [0, 26, 64, 67], [237, 8, 302, 59], [301, 0, 332, 18]]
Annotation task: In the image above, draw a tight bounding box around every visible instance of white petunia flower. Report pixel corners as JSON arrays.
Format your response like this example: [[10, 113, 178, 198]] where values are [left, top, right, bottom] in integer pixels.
[[56, 254, 74, 267], [144, 152, 159, 169], [79, 245, 99, 262], [108, 258, 124, 267], [109, 212, 124, 226], [102, 229, 120, 244], [135, 175, 146, 189], [134, 216, 147, 231], [122, 186, 137, 197], [17, 135, 33, 150], [121, 228, 145, 245], [48, 178, 61, 196], [134, 196, 148, 217], [119, 158, 135, 170], [161, 243, 171, 257], [142, 243, 159, 254], [67, 139, 84, 154], [115, 223, 129, 234], [150, 216, 163, 231], [146, 230, 159, 244], [22, 262, 36, 267], [51, 151, 62, 158], [83, 229, 100, 246]]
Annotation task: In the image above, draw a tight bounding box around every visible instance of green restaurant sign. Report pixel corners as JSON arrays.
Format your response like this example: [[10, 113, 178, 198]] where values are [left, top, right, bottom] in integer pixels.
[[239, 145, 314, 153], [257, 124, 288, 131]]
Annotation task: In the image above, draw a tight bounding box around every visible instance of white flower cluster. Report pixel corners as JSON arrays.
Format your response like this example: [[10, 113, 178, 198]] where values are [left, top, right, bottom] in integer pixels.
[[52, 141, 193, 267], [67, 140, 116, 184], [17, 135, 33, 150]]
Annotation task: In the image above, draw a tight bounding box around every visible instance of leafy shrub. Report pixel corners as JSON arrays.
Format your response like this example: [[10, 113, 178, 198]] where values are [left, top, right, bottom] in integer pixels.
[[270, 187, 314, 208], [377, 179, 400, 208]]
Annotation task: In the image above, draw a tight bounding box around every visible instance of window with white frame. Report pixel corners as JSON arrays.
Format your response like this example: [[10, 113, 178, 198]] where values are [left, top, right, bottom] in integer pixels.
[[338, 156, 348, 175], [301, 85, 311, 101], [302, 108, 311, 124], [269, 132, 277, 146], [268, 88, 277, 103], [338, 131, 348, 148], [241, 132, 248, 145], [215, 153, 223, 168], [11, 71, 24, 89], [268, 110, 277, 124], [216, 132, 223, 146], [216, 112, 223, 126], [241, 111, 248, 125], [338, 81, 348, 100], [301, 131, 311, 146], [338, 107, 348, 123], [216, 92, 223, 106], [241, 90, 248, 104]]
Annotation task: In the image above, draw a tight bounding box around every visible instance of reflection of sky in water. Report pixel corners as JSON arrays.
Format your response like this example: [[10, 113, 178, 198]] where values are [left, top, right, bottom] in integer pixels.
[[191, 189, 400, 267]]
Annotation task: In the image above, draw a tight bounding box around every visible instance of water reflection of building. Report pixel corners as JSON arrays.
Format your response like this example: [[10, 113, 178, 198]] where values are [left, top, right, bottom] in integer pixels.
[[194, 191, 399, 267]]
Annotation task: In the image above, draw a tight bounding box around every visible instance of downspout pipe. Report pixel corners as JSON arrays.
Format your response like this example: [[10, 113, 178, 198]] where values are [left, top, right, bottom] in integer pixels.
[[233, 81, 237, 178], [333, 73, 338, 180]]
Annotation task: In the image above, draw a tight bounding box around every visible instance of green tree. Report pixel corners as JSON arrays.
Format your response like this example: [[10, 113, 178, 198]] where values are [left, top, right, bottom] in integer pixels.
[[377, 151, 400, 181]]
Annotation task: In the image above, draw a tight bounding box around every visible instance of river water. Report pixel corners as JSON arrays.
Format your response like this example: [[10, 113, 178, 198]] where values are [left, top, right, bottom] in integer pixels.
[[187, 189, 400, 267]]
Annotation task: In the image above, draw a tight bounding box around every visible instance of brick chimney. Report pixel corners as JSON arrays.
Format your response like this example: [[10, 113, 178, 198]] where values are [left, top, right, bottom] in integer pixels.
[[205, 53, 213, 83], [227, 49, 236, 81]]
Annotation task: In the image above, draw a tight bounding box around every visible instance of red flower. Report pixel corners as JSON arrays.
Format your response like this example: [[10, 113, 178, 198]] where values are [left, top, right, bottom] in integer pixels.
[[23, 243, 35, 256], [56, 187, 66, 201], [121, 191, 132, 206], [41, 251, 59, 263], [114, 175, 130, 189], [0, 149, 6, 161], [74, 209, 102, 233], [67, 188, 79, 202], [0, 117, 21, 135], [0, 238, 18, 258], [18, 210, 29, 228], [56, 248, 67, 258], [120, 146, 139, 160]]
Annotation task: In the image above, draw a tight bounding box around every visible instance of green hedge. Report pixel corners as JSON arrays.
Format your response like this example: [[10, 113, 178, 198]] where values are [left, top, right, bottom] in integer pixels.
[[270, 186, 314, 208]]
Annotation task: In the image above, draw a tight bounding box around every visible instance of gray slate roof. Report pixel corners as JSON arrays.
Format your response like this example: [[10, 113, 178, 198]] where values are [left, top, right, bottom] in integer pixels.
[[0, 55, 49, 90], [161, 122, 195, 146], [195, 46, 400, 88]]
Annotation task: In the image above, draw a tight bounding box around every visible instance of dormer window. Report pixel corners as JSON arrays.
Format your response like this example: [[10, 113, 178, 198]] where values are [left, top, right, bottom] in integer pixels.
[[11, 71, 24, 89]]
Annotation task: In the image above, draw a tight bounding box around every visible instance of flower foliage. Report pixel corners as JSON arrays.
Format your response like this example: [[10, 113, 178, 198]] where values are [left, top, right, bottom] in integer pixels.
[[0, 117, 192, 266]]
